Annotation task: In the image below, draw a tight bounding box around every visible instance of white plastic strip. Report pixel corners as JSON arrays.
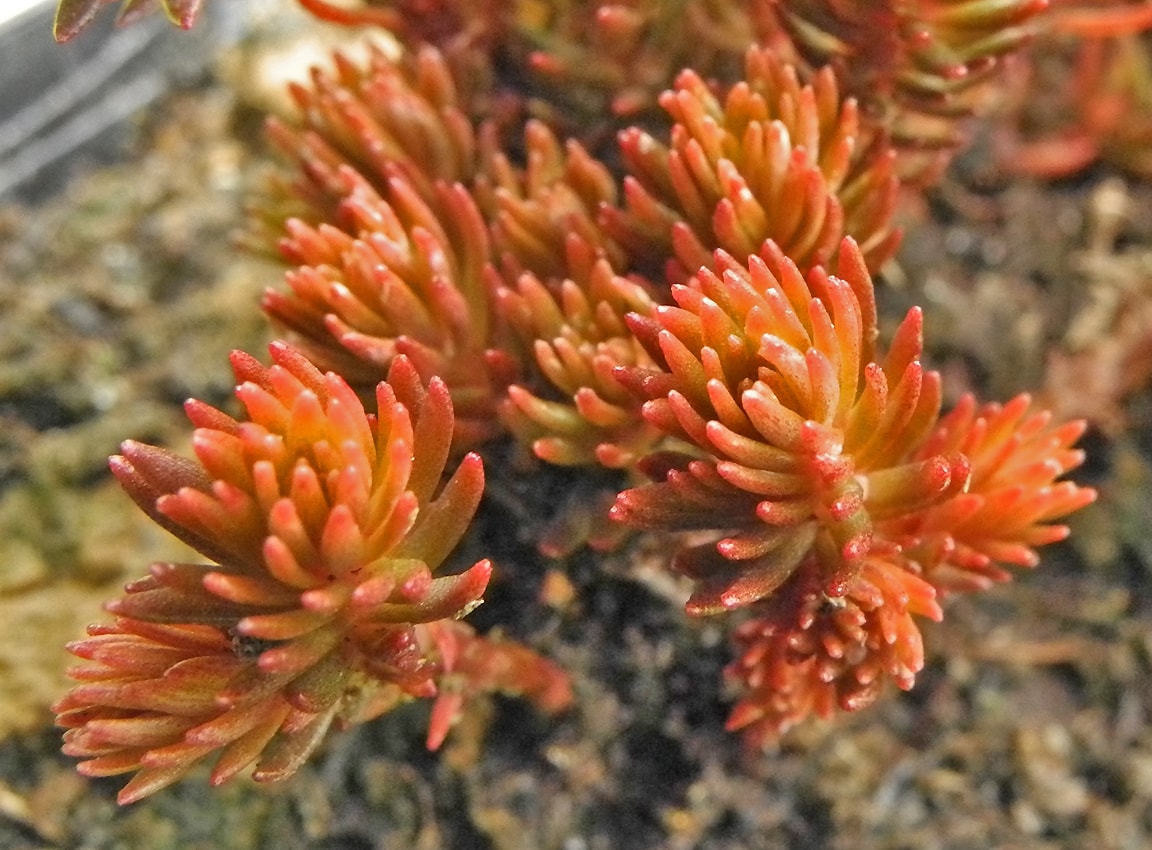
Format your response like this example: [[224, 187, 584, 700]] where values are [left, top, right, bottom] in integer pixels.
[[0, 0, 51, 29]]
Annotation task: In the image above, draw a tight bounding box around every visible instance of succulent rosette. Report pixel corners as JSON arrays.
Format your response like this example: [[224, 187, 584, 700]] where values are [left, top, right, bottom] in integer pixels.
[[606, 234, 1095, 735], [55, 616, 395, 804], [495, 235, 663, 468], [612, 237, 969, 614], [55, 344, 568, 801], [260, 43, 481, 237], [724, 391, 1097, 740], [603, 46, 901, 281], [772, 0, 1050, 178], [489, 48, 906, 473], [725, 553, 942, 744], [267, 168, 514, 447]]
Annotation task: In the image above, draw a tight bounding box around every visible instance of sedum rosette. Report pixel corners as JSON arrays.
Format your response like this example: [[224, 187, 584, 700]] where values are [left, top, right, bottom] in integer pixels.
[[55, 343, 568, 802]]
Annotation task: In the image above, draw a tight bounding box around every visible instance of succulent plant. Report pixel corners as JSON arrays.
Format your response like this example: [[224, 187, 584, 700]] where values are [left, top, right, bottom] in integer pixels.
[[604, 235, 1094, 731], [48, 0, 1104, 799], [54, 343, 569, 801], [257, 43, 482, 242], [496, 45, 906, 478], [496, 238, 664, 469], [603, 46, 901, 281], [610, 237, 968, 613], [725, 552, 942, 744], [770, 0, 1050, 180], [894, 392, 1097, 594], [298, 0, 775, 146], [998, 23, 1152, 179], [266, 168, 514, 448], [720, 391, 1096, 740]]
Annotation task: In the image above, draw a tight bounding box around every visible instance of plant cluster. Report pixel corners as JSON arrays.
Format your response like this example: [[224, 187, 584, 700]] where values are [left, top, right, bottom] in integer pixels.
[[996, 2, 1152, 178], [51, 0, 1102, 803]]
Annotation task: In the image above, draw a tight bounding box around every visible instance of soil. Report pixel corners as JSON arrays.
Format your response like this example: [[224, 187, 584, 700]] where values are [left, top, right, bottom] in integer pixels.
[[0, 19, 1150, 850]]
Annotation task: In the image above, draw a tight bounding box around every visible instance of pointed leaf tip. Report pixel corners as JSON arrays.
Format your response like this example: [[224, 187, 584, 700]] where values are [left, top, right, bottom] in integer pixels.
[[163, 0, 204, 29], [54, 0, 103, 41]]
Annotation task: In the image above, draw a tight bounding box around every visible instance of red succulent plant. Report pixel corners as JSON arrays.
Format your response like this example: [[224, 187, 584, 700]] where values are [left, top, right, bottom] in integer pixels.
[[266, 168, 515, 448], [54, 343, 569, 802], [610, 237, 963, 613], [997, 14, 1152, 179], [49, 0, 1105, 798], [770, 0, 1051, 180], [603, 46, 901, 281], [609, 237, 1094, 734], [496, 44, 905, 479], [725, 553, 942, 744], [197, 30, 1103, 749], [721, 391, 1096, 741]]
